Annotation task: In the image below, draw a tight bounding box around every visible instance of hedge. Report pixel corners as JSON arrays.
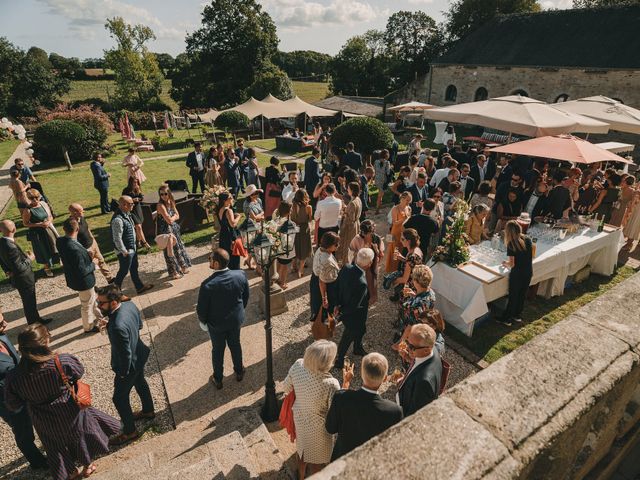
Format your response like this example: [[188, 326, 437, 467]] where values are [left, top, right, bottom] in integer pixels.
[[330, 117, 394, 155], [33, 119, 89, 163]]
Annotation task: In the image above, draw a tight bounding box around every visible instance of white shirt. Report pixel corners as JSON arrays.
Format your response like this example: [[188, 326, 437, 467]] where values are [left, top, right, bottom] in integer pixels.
[[396, 352, 434, 405], [459, 175, 469, 193], [361, 386, 379, 395], [430, 168, 450, 187], [525, 192, 541, 215], [314, 196, 342, 229], [477, 163, 486, 183], [282, 183, 298, 203], [195, 152, 204, 171]]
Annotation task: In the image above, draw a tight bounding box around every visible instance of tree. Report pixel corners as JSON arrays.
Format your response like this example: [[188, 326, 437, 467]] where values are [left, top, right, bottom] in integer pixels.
[[26, 46, 52, 69], [445, 0, 540, 41], [248, 63, 294, 100], [272, 50, 332, 80], [0, 38, 69, 117], [171, 0, 278, 108], [384, 11, 445, 86], [49, 53, 83, 79], [214, 111, 250, 131], [331, 118, 394, 156], [33, 119, 87, 169], [103, 17, 164, 110], [154, 52, 175, 74], [573, 0, 639, 5]]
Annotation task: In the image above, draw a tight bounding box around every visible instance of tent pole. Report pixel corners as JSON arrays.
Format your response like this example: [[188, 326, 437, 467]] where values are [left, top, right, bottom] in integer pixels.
[[507, 132, 513, 144], [262, 116, 265, 139]]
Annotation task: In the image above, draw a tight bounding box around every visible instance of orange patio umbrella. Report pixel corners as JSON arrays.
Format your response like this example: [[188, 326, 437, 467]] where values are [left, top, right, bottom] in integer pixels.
[[489, 134, 632, 164]]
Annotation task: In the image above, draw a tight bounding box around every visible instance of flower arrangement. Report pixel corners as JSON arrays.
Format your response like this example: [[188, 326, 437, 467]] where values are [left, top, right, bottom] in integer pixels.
[[200, 185, 229, 214], [262, 219, 284, 253], [432, 200, 471, 267]]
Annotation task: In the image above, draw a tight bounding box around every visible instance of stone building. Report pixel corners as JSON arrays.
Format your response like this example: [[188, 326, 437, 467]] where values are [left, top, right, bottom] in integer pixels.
[[391, 4, 640, 109]]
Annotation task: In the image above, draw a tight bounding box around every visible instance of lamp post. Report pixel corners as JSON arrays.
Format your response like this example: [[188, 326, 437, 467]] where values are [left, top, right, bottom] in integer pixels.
[[243, 218, 299, 422]]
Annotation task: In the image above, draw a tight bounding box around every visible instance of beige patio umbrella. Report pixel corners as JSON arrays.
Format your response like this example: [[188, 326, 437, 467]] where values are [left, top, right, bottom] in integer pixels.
[[553, 96, 640, 134], [387, 101, 436, 112], [423, 95, 609, 137], [489, 135, 632, 164]]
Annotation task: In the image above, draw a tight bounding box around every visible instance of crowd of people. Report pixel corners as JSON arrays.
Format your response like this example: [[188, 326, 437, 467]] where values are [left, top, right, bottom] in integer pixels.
[[1, 127, 637, 479]]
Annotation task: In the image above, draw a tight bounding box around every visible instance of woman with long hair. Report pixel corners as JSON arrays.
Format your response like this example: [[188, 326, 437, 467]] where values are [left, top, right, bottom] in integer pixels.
[[22, 189, 59, 277], [264, 156, 284, 218], [389, 228, 423, 302], [498, 220, 533, 326], [349, 220, 384, 304], [5, 324, 120, 480], [205, 146, 223, 188], [216, 191, 242, 270], [275, 202, 295, 290], [385, 191, 412, 273], [291, 189, 313, 278], [465, 203, 490, 245], [122, 148, 146, 183], [310, 232, 340, 322], [122, 176, 151, 249], [336, 182, 362, 265], [245, 148, 261, 189], [156, 184, 192, 279]]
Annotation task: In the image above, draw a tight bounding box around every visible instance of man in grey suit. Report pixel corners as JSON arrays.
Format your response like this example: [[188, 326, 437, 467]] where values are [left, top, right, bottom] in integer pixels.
[[197, 248, 249, 390], [96, 284, 155, 446], [0, 220, 51, 325]]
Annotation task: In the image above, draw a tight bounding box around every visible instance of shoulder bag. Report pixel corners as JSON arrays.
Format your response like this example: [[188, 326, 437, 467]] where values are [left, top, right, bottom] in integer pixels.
[[54, 355, 92, 409], [311, 306, 335, 340]]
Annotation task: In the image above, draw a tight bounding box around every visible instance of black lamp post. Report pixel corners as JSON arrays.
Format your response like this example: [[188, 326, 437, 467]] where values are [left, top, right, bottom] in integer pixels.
[[244, 218, 299, 422]]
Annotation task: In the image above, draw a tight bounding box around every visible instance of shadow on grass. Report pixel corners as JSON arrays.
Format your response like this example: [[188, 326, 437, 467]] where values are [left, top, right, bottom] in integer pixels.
[[445, 266, 637, 364]]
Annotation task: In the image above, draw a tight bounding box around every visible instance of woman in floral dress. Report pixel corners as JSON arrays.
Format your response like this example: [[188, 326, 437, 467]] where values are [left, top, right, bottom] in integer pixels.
[[393, 264, 435, 350], [156, 184, 192, 279]]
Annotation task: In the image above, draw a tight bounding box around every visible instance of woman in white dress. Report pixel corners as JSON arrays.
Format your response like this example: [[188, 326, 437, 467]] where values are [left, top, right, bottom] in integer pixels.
[[122, 147, 147, 183], [623, 188, 640, 248], [283, 340, 342, 480]]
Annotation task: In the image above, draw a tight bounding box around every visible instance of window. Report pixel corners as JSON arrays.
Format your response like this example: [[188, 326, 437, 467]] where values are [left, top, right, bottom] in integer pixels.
[[445, 85, 457, 102], [555, 94, 569, 103], [474, 87, 488, 102], [511, 89, 529, 97]]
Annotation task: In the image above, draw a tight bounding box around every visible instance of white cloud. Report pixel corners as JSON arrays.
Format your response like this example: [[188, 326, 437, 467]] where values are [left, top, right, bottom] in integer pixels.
[[37, 0, 184, 40], [262, 0, 384, 29], [407, 0, 434, 4], [540, 0, 574, 9]]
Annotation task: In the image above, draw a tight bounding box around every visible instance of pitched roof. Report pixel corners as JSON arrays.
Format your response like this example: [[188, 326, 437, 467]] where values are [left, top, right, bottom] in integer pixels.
[[434, 4, 640, 69], [315, 96, 383, 117]]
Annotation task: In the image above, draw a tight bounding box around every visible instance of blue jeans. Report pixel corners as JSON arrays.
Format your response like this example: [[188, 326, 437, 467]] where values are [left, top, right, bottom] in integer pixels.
[[207, 325, 243, 382], [115, 252, 144, 291]]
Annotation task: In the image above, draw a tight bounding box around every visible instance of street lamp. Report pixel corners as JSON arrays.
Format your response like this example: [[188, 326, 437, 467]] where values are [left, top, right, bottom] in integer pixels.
[[246, 218, 299, 422]]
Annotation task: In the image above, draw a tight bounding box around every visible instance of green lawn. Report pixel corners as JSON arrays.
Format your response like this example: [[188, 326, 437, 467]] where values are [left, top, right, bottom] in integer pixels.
[[64, 79, 330, 111], [0, 139, 20, 166], [446, 266, 637, 364]]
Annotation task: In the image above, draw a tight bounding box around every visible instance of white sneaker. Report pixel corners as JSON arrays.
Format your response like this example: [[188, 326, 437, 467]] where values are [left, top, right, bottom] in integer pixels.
[[513, 317, 523, 323]]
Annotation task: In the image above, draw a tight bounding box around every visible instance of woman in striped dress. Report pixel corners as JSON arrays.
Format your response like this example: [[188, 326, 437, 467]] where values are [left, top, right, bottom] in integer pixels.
[[5, 324, 120, 480]]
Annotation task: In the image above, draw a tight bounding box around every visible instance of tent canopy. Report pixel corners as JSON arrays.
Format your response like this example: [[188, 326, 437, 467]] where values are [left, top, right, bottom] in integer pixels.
[[595, 141, 635, 154], [387, 101, 435, 112], [262, 94, 284, 104], [553, 96, 640, 135], [220, 97, 295, 120], [282, 96, 339, 117], [489, 134, 632, 165], [423, 95, 610, 137], [197, 109, 219, 122]]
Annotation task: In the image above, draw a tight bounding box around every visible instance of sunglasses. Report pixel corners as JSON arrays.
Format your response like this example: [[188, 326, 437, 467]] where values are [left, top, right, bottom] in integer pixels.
[[405, 340, 425, 351], [96, 299, 112, 306], [160, 192, 169, 196]]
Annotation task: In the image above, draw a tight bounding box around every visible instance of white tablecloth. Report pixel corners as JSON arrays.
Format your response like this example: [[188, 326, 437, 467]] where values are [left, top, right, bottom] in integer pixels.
[[431, 228, 624, 336]]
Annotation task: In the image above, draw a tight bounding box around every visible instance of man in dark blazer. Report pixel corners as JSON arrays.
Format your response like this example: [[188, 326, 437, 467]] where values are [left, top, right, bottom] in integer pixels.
[[334, 248, 374, 369], [406, 173, 429, 215], [326, 352, 403, 460], [57, 218, 101, 333], [97, 284, 155, 446], [396, 324, 442, 417], [522, 181, 549, 219], [304, 147, 322, 205], [185, 142, 206, 193], [470, 154, 489, 189], [438, 139, 455, 168], [458, 163, 476, 202], [90, 152, 111, 214], [404, 199, 439, 254], [234, 138, 250, 191], [436, 168, 460, 195], [0, 311, 48, 470], [343, 142, 363, 172], [0, 220, 51, 325], [197, 248, 250, 389], [225, 150, 242, 197]]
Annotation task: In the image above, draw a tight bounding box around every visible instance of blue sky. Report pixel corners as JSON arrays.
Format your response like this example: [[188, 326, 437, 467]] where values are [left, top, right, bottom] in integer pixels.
[[1, 0, 573, 58]]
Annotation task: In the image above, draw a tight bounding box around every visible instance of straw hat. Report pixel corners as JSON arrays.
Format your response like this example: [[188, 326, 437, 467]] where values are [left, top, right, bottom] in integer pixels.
[[245, 184, 263, 197]]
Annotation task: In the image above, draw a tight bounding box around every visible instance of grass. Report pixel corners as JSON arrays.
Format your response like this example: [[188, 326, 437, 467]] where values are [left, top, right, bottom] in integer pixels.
[[446, 266, 637, 364], [63, 79, 330, 111], [0, 139, 20, 165], [63, 79, 179, 111]]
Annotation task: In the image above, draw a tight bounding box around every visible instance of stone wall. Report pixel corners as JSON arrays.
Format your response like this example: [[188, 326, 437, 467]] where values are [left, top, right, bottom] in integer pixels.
[[311, 272, 640, 480]]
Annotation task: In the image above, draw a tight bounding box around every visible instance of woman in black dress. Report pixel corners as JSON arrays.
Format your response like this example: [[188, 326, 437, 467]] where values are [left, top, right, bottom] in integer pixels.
[[122, 176, 150, 249], [156, 184, 192, 279], [499, 220, 533, 326], [216, 191, 243, 270]]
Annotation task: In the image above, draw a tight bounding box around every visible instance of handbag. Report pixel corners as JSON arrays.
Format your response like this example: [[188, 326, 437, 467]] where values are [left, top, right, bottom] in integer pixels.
[[311, 306, 335, 340], [154, 233, 172, 249], [231, 237, 248, 257], [439, 359, 451, 395], [54, 355, 92, 409], [268, 187, 282, 198], [279, 389, 296, 442]]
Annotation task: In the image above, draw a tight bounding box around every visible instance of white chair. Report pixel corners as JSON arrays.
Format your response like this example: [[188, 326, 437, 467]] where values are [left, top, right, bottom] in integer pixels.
[[433, 122, 448, 145]]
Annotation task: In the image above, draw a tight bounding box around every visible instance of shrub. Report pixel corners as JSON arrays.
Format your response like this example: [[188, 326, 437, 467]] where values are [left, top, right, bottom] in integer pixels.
[[150, 135, 169, 150], [33, 120, 88, 164], [215, 111, 250, 131], [330, 117, 394, 155], [107, 110, 170, 131]]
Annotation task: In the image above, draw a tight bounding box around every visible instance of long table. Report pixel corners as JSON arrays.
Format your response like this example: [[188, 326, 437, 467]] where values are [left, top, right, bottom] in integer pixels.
[[430, 227, 624, 336]]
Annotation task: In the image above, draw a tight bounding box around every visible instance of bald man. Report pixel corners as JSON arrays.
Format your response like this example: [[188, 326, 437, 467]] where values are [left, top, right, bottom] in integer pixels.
[[0, 220, 51, 325], [111, 197, 153, 295], [68, 203, 113, 283]]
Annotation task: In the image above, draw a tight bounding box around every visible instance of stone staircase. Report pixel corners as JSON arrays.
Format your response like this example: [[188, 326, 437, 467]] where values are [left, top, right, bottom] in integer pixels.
[[92, 409, 294, 480]]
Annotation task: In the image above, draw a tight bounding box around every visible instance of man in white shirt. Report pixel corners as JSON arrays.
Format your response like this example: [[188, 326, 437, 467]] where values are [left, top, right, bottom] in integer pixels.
[[186, 142, 206, 193], [281, 171, 299, 204], [314, 183, 343, 241], [430, 157, 458, 188]]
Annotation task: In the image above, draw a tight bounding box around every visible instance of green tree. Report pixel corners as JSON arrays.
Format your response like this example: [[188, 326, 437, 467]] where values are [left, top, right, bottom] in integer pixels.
[[171, 0, 278, 108], [331, 117, 393, 156], [0, 38, 69, 117], [104, 17, 164, 110], [384, 11, 445, 86], [445, 0, 540, 41], [49, 53, 83, 78], [248, 63, 294, 100], [273, 50, 332, 80], [214, 111, 250, 131], [33, 119, 87, 169], [26, 46, 52, 69], [154, 52, 175, 74]]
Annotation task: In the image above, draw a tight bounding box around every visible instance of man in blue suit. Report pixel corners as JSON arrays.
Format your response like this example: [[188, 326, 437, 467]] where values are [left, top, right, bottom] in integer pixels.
[[234, 138, 250, 191], [90, 153, 111, 214], [334, 248, 374, 369], [304, 147, 321, 206], [343, 142, 363, 172], [96, 284, 155, 446], [0, 311, 48, 470], [197, 248, 249, 390], [225, 151, 242, 197]]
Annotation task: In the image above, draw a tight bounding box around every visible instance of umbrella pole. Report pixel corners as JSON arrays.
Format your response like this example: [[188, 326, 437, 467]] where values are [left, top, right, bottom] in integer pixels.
[[507, 133, 513, 144], [262, 116, 265, 139]]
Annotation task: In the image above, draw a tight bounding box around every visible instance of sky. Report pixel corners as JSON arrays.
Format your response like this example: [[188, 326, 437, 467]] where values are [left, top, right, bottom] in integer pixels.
[[0, 0, 574, 59]]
